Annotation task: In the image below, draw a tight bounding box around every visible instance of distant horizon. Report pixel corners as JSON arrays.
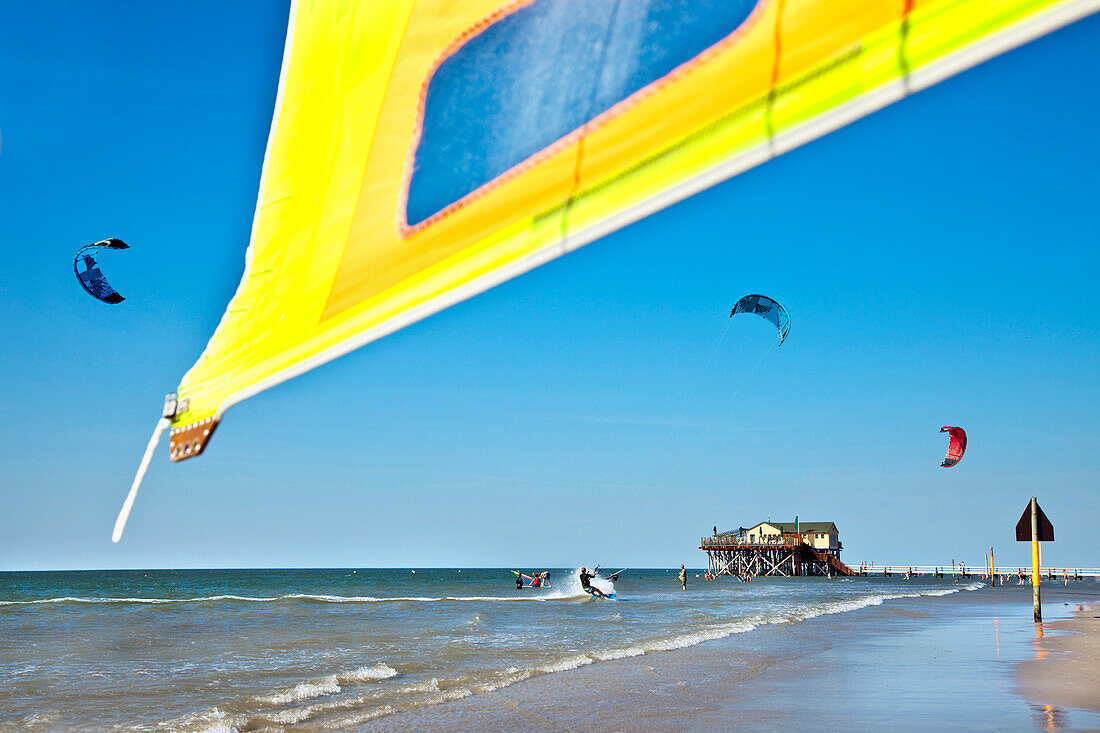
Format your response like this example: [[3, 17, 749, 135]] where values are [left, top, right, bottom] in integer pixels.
[[0, 565, 686, 572], [5, 563, 1066, 574], [3, 556, 1084, 574]]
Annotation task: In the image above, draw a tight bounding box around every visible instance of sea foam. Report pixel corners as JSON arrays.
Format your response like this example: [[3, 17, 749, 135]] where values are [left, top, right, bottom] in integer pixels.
[[251, 663, 398, 706]]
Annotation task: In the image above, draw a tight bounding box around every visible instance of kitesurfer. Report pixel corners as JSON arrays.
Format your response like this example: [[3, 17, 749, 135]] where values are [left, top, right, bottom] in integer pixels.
[[515, 574, 524, 589], [579, 567, 607, 598]]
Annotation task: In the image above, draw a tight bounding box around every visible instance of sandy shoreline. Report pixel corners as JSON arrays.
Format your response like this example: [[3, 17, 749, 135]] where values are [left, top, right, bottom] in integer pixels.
[[1017, 604, 1100, 714], [361, 584, 1100, 732]]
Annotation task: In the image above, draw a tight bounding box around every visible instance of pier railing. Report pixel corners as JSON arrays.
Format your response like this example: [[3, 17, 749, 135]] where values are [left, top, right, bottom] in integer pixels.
[[700, 535, 841, 551], [701, 535, 807, 548], [854, 564, 1100, 578]]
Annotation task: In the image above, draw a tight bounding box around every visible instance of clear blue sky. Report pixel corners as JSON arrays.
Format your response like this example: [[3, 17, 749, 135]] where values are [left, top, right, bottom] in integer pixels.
[[2, 4, 1097, 571]]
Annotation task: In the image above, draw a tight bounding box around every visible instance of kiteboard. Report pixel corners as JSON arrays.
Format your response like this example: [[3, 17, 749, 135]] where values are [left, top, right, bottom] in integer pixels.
[[585, 590, 616, 600]]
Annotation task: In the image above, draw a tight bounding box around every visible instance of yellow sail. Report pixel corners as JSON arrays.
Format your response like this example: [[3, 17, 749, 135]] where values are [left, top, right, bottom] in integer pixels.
[[165, 0, 1098, 461]]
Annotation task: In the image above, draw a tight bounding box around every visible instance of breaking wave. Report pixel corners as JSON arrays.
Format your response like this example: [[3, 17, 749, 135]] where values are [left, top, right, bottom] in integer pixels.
[[251, 663, 397, 706]]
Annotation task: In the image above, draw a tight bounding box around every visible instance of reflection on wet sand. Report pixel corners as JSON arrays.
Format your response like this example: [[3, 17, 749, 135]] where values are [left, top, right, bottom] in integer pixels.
[[1031, 702, 1068, 732], [1029, 628, 1061, 730], [994, 616, 1001, 659]]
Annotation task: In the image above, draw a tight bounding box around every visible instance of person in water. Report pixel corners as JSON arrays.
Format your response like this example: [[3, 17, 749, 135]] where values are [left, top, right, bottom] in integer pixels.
[[529, 573, 542, 588], [679, 564, 687, 591], [579, 567, 607, 598], [515, 573, 524, 589]]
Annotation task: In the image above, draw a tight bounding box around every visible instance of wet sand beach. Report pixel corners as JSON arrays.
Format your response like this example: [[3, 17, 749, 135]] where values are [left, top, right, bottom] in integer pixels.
[[364, 584, 1100, 732], [1018, 604, 1100, 715]]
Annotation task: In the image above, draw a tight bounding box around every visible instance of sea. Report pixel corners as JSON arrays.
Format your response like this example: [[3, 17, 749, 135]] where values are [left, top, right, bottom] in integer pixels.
[[0, 568, 998, 731]]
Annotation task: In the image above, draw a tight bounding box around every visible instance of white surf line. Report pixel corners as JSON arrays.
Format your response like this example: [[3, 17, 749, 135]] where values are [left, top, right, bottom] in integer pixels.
[[0, 593, 577, 606], [112, 417, 171, 543]]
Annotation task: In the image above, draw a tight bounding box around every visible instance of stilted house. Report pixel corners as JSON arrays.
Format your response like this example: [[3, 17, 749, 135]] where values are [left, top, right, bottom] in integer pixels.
[[701, 519, 856, 577], [743, 521, 841, 553]]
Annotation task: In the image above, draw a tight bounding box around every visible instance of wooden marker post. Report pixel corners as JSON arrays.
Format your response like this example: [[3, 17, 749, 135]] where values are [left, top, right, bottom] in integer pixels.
[[1015, 497, 1054, 622]]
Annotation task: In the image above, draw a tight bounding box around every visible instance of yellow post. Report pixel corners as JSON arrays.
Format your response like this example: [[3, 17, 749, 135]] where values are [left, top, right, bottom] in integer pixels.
[[990, 546, 995, 587], [1031, 496, 1041, 622]]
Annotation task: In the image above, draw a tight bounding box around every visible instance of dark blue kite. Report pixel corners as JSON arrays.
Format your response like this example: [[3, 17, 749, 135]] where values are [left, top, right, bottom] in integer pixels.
[[730, 294, 790, 346], [74, 238, 128, 304]]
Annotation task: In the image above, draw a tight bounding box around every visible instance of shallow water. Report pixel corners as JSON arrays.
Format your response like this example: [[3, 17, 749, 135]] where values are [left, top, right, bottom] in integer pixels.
[[0, 568, 988, 731]]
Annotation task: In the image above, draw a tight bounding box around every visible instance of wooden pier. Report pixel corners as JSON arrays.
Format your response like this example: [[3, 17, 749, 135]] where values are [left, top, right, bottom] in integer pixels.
[[701, 535, 858, 578]]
